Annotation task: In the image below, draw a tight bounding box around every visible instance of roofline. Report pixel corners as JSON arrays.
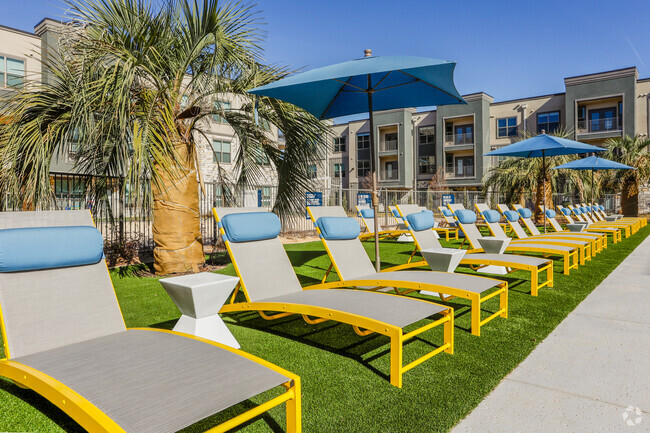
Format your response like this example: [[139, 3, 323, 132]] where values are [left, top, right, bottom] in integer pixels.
[[563, 66, 637, 81], [0, 23, 40, 39], [491, 92, 566, 106], [34, 17, 66, 29]]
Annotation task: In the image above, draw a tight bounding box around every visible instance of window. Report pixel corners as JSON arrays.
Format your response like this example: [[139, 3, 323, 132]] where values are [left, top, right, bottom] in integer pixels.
[[212, 140, 231, 163], [334, 163, 345, 178], [445, 153, 454, 174], [419, 156, 436, 175], [455, 124, 473, 144], [537, 111, 560, 134], [383, 161, 398, 180], [455, 156, 474, 177], [357, 160, 370, 177], [260, 186, 272, 207], [618, 101, 623, 129], [0, 56, 24, 88], [589, 108, 616, 132], [213, 100, 231, 123], [577, 105, 586, 123], [69, 127, 81, 154], [418, 126, 435, 145], [308, 164, 317, 179], [357, 133, 370, 149], [334, 136, 346, 152], [497, 117, 517, 137]]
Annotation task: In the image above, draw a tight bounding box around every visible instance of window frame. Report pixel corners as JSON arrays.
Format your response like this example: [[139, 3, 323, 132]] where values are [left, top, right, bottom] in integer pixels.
[[0, 55, 26, 89], [211, 139, 232, 163], [536, 110, 561, 134], [333, 136, 346, 152], [357, 160, 370, 178], [496, 116, 517, 138], [333, 163, 346, 178], [212, 100, 231, 123], [356, 133, 370, 150]]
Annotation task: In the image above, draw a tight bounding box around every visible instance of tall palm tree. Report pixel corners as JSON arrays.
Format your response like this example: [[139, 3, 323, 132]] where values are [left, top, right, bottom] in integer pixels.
[[482, 128, 590, 222], [0, 0, 329, 274], [603, 135, 650, 216]]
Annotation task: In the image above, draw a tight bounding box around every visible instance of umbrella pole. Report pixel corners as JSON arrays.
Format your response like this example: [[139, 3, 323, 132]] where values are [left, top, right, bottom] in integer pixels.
[[591, 169, 594, 218], [367, 76, 381, 272], [543, 151, 547, 233]]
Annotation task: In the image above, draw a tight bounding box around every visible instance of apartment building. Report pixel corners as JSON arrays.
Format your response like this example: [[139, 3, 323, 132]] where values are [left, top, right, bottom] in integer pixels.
[[323, 67, 650, 191], [0, 19, 282, 207]]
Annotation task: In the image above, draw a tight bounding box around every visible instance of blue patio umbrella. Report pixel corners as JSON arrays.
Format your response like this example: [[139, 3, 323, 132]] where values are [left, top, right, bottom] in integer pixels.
[[484, 134, 606, 232], [553, 156, 634, 217], [249, 50, 466, 270]]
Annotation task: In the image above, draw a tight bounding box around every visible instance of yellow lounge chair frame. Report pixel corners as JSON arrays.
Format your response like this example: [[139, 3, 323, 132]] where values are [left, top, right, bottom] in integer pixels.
[[385, 207, 553, 296], [585, 202, 646, 228], [213, 208, 453, 388], [556, 205, 622, 243], [356, 206, 408, 240], [568, 205, 633, 237], [465, 205, 579, 275], [308, 208, 507, 337], [535, 204, 608, 249]]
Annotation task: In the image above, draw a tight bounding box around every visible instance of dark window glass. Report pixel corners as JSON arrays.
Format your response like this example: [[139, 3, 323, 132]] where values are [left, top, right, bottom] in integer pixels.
[[357, 133, 370, 149], [333, 136, 346, 152], [357, 160, 370, 177], [497, 117, 517, 137], [419, 156, 436, 174], [537, 111, 560, 134]]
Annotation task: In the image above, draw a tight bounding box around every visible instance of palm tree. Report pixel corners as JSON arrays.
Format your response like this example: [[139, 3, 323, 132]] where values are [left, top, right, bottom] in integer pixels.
[[482, 128, 590, 222], [603, 135, 650, 216], [0, 0, 329, 274]]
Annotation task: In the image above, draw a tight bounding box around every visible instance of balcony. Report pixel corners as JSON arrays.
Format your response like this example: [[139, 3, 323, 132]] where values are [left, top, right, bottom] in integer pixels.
[[380, 168, 399, 181], [445, 165, 475, 179], [379, 139, 398, 153], [444, 133, 474, 146], [577, 116, 621, 133]]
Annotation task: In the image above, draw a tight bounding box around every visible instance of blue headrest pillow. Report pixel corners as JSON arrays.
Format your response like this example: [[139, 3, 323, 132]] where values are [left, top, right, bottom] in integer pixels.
[[580, 206, 588, 213], [406, 211, 435, 231], [573, 208, 582, 215], [220, 212, 281, 243], [517, 208, 533, 219], [454, 209, 477, 224], [441, 208, 453, 217], [560, 208, 571, 216], [315, 217, 360, 240], [359, 208, 374, 219], [0, 226, 104, 272], [391, 209, 401, 219], [545, 209, 557, 218], [503, 210, 520, 222], [482, 210, 501, 223], [599, 205, 605, 211]]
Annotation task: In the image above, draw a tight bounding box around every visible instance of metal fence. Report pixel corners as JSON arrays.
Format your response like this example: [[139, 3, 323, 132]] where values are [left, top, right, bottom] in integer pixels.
[[2, 172, 645, 261]]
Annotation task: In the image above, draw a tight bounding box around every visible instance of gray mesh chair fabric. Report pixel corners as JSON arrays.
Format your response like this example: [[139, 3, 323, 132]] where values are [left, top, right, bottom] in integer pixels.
[[308, 206, 502, 295], [0, 210, 295, 433], [0, 210, 125, 358], [214, 207, 446, 325], [13, 329, 288, 433]]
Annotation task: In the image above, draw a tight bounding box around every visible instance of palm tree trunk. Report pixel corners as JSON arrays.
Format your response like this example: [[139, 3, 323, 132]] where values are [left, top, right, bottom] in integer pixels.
[[620, 176, 639, 217], [533, 170, 552, 224], [152, 142, 204, 274]]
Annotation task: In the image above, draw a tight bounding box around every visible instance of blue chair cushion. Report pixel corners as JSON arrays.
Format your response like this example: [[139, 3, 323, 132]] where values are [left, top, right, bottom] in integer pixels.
[[518, 208, 533, 219], [599, 205, 605, 211], [441, 208, 453, 217], [454, 209, 476, 224], [545, 209, 557, 218], [482, 210, 501, 223], [406, 211, 435, 231], [0, 226, 104, 272], [503, 210, 520, 222], [359, 208, 374, 219], [580, 206, 588, 213], [573, 208, 582, 215], [220, 212, 281, 243], [391, 209, 401, 219], [315, 217, 360, 240], [560, 208, 571, 216]]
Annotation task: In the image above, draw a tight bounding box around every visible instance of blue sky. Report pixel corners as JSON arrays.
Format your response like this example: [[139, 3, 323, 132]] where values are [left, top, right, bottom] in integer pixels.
[[5, 0, 650, 103]]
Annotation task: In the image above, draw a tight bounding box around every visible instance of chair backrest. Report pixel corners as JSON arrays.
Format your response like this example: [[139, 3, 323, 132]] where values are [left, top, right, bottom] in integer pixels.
[[438, 206, 457, 226], [540, 207, 563, 232], [447, 203, 465, 213], [557, 205, 576, 224], [355, 206, 379, 233], [501, 209, 529, 239], [396, 205, 442, 251], [0, 210, 125, 359], [309, 206, 376, 279], [213, 208, 303, 302], [516, 207, 541, 235], [453, 209, 484, 249]]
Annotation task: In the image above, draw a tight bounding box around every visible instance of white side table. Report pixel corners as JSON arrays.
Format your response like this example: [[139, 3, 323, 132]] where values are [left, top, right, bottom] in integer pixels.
[[159, 272, 241, 349], [476, 237, 512, 275], [420, 247, 466, 297], [567, 223, 586, 232]]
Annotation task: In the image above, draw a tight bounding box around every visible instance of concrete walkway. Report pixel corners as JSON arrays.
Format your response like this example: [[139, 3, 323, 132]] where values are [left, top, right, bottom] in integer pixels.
[[452, 235, 650, 433]]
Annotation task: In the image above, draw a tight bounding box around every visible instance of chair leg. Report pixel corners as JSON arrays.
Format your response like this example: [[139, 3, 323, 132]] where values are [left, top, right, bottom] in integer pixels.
[[547, 263, 554, 288], [471, 294, 481, 336], [531, 268, 538, 296], [285, 379, 302, 433], [390, 332, 403, 388]]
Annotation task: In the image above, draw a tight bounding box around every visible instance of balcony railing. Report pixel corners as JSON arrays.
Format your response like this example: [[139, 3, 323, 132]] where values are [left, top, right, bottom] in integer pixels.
[[445, 133, 474, 145], [380, 169, 399, 180], [380, 139, 398, 152], [445, 165, 475, 178], [577, 116, 621, 133]]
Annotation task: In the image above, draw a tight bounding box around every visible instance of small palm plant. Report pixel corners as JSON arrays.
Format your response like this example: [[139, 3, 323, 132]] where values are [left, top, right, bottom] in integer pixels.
[[603, 135, 650, 216]]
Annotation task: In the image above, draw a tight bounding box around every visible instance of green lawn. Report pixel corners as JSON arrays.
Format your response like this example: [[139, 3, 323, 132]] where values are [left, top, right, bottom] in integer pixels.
[[1, 226, 648, 432]]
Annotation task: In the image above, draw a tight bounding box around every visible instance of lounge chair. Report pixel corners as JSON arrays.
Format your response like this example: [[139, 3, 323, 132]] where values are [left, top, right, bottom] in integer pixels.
[[307, 206, 508, 337], [356, 206, 409, 240], [585, 202, 646, 228], [212, 207, 453, 388], [507, 204, 605, 253], [494, 204, 592, 265], [448, 203, 511, 237], [436, 206, 460, 240], [556, 205, 624, 242], [457, 207, 580, 275], [394, 204, 553, 296], [0, 210, 301, 433], [563, 205, 631, 238], [538, 206, 616, 245]]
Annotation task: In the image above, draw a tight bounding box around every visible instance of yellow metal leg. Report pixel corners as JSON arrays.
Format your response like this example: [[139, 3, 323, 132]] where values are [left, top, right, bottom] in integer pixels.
[[285, 379, 301, 433], [390, 332, 403, 388]]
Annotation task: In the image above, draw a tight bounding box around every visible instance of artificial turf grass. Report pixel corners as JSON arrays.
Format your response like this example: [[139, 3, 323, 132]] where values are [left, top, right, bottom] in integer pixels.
[[0, 225, 646, 432]]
